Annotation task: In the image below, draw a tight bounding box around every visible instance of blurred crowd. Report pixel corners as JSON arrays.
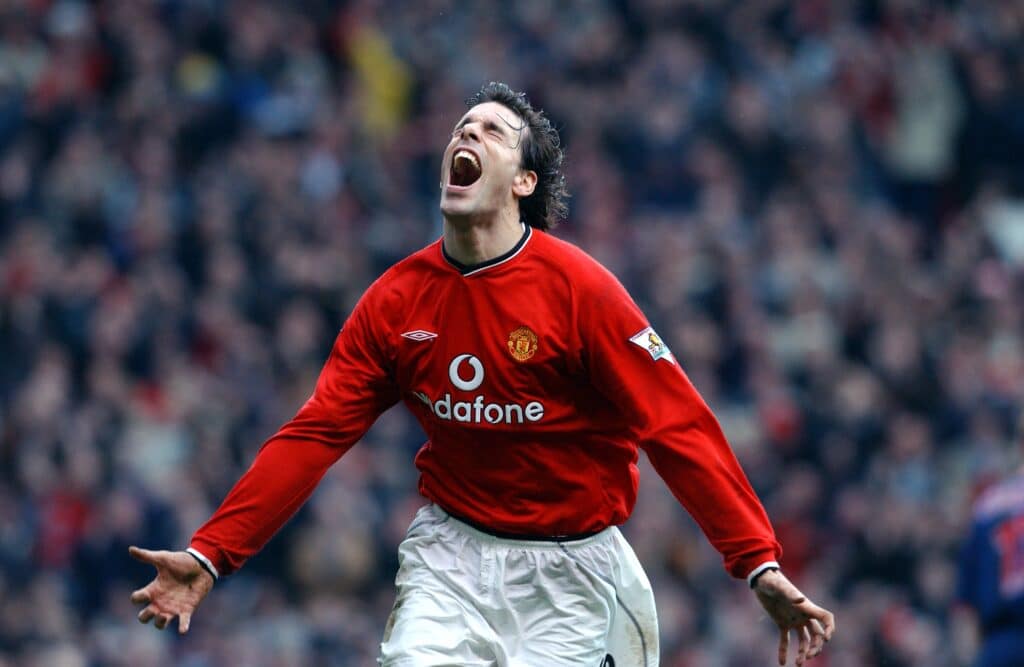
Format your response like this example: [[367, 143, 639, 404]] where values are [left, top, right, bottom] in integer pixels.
[[2, 0, 1023, 665]]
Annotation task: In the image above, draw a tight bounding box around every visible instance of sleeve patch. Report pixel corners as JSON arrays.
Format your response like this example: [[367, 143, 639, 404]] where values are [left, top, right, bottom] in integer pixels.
[[629, 326, 676, 364]]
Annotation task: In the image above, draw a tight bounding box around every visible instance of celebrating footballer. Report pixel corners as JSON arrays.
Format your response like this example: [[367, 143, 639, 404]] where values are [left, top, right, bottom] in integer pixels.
[[130, 82, 835, 666]]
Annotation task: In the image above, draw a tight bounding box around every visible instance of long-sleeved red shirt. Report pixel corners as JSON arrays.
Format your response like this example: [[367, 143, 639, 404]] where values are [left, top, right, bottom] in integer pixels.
[[189, 227, 781, 580]]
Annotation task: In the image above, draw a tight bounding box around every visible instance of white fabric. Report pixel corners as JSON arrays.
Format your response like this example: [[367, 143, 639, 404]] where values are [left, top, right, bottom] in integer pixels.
[[379, 504, 659, 667], [186, 547, 219, 580], [745, 561, 781, 587]]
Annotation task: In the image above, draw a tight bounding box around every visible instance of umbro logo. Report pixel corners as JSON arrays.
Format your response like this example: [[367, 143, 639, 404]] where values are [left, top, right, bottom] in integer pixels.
[[401, 330, 438, 341]]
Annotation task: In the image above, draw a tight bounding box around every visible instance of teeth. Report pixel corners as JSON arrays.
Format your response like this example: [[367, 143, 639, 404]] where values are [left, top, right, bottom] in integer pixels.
[[454, 150, 479, 168]]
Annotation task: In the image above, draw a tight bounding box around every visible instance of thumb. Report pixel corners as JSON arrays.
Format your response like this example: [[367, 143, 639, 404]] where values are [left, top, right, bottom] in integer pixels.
[[179, 611, 192, 635], [129, 546, 165, 568]]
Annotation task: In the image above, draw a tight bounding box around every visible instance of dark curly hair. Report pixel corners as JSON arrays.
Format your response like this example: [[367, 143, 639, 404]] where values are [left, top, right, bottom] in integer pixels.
[[467, 82, 569, 230]]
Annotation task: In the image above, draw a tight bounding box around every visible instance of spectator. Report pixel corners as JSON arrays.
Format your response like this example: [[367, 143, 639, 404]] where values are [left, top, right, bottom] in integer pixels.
[[1, 1, 1021, 664]]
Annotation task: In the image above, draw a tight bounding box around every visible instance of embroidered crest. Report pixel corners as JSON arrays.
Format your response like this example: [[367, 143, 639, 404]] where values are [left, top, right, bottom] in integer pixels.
[[507, 326, 538, 362]]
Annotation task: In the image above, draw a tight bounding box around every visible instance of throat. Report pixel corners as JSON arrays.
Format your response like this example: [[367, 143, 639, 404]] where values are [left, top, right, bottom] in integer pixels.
[[443, 220, 529, 272]]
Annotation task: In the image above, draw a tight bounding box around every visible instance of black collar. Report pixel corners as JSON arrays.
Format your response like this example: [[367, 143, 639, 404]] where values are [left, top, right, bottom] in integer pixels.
[[442, 225, 532, 276]]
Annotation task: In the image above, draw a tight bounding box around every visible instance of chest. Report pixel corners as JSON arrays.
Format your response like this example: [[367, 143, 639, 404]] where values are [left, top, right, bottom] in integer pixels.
[[391, 277, 578, 404]]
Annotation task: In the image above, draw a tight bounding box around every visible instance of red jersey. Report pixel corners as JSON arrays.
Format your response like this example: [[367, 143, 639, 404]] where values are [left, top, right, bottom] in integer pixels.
[[190, 227, 781, 580]]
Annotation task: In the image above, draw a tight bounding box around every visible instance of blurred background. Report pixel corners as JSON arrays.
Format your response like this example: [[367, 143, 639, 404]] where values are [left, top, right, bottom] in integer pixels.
[[1, 0, 1023, 665]]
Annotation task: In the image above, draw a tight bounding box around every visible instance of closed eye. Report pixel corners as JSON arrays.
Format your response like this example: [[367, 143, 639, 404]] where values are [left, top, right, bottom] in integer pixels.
[[451, 117, 508, 139]]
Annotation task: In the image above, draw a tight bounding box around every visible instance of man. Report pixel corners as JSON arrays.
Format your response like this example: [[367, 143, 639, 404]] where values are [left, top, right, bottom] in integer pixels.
[[958, 460, 1024, 666], [130, 82, 835, 666]]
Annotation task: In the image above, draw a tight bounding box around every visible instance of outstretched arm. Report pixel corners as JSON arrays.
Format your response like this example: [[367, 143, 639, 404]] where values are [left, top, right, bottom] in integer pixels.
[[577, 265, 835, 663], [130, 283, 399, 631], [579, 268, 781, 578]]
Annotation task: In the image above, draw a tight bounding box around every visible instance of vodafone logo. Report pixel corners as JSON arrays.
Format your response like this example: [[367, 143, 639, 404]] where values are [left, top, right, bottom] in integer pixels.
[[412, 354, 545, 425], [449, 354, 484, 391]]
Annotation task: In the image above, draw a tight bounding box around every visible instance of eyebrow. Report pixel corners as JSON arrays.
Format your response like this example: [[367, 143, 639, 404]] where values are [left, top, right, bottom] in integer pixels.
[[454, 112, 514, 137]]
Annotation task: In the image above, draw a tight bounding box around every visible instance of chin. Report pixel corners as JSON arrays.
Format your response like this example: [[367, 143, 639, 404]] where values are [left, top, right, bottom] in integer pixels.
[[440, 201, 471, 220], [441, 195, 483, 221]]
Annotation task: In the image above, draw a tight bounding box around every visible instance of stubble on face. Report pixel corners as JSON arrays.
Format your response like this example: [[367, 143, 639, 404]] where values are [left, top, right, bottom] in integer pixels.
[[440, 102, 527, 226]]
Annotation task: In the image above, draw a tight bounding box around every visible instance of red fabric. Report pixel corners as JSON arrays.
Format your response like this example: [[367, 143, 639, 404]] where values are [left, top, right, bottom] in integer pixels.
[[191, 229, 781, 578], [36, 490, 93, 568]]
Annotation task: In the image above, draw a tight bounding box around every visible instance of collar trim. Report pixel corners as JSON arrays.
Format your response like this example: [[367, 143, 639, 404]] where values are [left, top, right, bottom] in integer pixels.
[[442, 224, 532, 276]]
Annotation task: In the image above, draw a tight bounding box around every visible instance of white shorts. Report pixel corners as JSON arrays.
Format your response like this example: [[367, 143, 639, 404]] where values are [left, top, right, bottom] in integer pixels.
[[379, 504, 659, 667]]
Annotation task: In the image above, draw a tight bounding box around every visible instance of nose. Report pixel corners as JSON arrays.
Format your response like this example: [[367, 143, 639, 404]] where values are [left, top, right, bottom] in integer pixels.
[[458, 122, 481, 143]]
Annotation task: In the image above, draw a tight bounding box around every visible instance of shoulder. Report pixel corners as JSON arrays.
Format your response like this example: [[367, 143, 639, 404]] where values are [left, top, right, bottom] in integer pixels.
[[362, 238, 446, 303], [973, 473, 1024, 521], [530, 231, 628, 296], [383, 237, 447, 282]]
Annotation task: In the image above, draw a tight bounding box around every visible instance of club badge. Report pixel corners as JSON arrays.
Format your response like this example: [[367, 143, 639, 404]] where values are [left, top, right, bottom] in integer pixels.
[[507, 326, 538, 362]]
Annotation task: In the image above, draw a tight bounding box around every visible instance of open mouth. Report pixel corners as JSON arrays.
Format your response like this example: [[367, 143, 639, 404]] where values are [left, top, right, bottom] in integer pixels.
[[450, 149, 482, 187]]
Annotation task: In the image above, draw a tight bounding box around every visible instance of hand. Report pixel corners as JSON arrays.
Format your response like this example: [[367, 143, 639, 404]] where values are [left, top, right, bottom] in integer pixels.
[[753, 569, 835, 666], [129, 546, 214, 634]]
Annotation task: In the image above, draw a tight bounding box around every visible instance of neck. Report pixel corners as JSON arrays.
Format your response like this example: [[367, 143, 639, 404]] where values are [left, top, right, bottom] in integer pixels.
[[442, 208, 525, 266]]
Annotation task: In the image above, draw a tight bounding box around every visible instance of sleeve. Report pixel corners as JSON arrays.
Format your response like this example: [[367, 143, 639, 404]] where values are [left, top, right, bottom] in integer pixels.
[[579, 269, 782, 580], [188, 283, 400, 577]]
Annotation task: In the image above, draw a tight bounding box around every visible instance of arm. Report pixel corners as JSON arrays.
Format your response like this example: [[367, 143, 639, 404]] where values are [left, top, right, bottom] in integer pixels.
[[187, 305, 400, 576], [130, 283, 400, 632], [579, 269, 833, 664], [579, 271, 780, 579]]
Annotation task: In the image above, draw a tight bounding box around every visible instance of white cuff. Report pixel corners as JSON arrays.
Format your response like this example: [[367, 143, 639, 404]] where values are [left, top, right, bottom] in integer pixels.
[[186, 547, 220, 581], [746, 561, 780, 587]]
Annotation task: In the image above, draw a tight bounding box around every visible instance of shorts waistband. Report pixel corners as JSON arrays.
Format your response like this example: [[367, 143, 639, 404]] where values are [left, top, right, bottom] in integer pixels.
[[430, 504, 614, 548]]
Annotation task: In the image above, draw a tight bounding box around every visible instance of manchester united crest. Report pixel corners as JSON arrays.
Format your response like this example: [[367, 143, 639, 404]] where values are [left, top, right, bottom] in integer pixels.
[[507, 326, 538, 362]]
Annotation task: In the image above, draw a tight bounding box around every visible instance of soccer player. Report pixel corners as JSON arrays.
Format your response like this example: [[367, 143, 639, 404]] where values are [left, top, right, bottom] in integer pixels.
[[129, 82, 835, 666], [958, 459, 1024, 666]]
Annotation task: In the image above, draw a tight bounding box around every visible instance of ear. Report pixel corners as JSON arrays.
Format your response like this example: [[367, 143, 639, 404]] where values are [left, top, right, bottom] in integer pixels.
[[512, 169, 538, 199]]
